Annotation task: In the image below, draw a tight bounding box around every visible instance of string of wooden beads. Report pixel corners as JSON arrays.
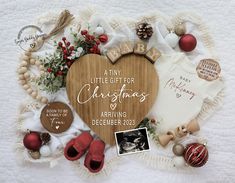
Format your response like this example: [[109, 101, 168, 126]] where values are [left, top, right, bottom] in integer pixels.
[[17, 38, 48, 104]]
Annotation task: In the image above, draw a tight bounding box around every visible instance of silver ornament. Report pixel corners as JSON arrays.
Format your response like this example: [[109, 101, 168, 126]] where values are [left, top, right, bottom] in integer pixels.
[[175, 24, 186, 36], [29, 151, 40, 159], [172, 143, 185, 156]]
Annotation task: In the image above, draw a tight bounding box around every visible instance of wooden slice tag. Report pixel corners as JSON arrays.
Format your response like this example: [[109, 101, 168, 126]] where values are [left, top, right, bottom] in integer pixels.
[[40, 102, 73, 133], [196, 59, 221, 81]]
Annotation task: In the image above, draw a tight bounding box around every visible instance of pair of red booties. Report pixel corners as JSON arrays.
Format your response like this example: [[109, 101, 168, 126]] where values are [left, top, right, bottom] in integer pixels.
[[64, 132, 105, 173]]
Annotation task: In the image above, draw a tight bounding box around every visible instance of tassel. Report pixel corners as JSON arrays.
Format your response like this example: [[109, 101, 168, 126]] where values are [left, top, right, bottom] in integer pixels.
[[43, 10, 74, 40]]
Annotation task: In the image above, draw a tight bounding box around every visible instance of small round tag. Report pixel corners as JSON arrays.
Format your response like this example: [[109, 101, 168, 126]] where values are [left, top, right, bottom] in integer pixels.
[[40, 102, 73, 133], [196, 59, 221, 81]]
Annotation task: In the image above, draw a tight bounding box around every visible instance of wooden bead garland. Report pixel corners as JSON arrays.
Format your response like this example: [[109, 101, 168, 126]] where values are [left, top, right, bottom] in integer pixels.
[[17, 39, 48, 104]]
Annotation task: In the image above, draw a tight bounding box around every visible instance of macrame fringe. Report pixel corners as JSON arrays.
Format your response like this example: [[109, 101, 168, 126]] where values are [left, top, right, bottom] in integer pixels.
[[197, 89, 225, 123]]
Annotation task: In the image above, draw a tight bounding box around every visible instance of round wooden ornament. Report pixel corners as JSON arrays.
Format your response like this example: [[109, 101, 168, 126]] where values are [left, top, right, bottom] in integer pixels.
[[40, 102, 73, 133]]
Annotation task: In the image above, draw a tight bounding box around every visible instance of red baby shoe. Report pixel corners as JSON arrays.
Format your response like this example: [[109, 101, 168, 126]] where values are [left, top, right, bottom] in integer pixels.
[[64, 132, 93, 161], [84, 140, 105, 173]]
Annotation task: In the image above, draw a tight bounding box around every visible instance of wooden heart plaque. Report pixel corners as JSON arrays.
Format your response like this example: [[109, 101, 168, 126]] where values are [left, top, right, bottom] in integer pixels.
[[66, 54, 159, 145]]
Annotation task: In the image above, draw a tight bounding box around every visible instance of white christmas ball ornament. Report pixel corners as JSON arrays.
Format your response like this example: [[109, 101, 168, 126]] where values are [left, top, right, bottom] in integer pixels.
[[165, 32, 179, 48], [173, 156, 185, 168], [95, 26, 105, 36], [39, 145, 51, 157]]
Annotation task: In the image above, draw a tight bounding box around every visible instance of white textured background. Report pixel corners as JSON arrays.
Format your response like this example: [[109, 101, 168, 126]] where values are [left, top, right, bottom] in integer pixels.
[[0, 0, 235, 182]]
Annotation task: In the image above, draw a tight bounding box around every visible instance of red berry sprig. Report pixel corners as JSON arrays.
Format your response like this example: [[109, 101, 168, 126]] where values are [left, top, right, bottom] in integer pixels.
[[57, 37, 75, 69], [79, 29, 108, 54], [58, 37, 74, 58]]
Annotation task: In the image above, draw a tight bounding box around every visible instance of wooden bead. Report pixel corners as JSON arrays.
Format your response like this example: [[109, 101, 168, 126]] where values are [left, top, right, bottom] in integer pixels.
[[39, 65, 44, 70], [22, 55, 30, 62], [30, 59, 36, 65], [134, 41, 147, 55], [35, 60, 41, 66], [18, 67, 27, 74], [23, 84, 30, 90], [18, 74, 25, 80], [20, 61, 28, 67], [31, 91, 37, 99], [175, 24, 186, 36], [27, 48, 33, 52], [106, 47, 122, 64], [119, 41, 133, 55], [36, 95, 42, 101], [41, 97, 48, 104], [145, 47, 161, 63], [27, 88, 33, 94], [25, 51, 31, 57], [20, 80, 26, 85], [24, 72, 30, 79]]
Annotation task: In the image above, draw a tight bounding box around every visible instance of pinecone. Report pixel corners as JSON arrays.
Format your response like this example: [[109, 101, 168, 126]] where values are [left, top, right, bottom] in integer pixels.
[[40, 132, 51, 144], [136, 23, 153, 40]]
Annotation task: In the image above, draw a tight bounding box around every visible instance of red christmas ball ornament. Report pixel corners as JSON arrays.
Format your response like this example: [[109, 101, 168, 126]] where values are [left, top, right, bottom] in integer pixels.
[[99, 34, 108, 43], [179, 34, 197, 52], [23, 132, 42, 151], [184, 143, 208, 167]]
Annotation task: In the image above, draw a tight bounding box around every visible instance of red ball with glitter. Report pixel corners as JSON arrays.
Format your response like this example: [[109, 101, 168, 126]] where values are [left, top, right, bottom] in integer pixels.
[[184, 143, 208, 167], [23, 132, 42, 151], [179, 34, 197, 52]]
